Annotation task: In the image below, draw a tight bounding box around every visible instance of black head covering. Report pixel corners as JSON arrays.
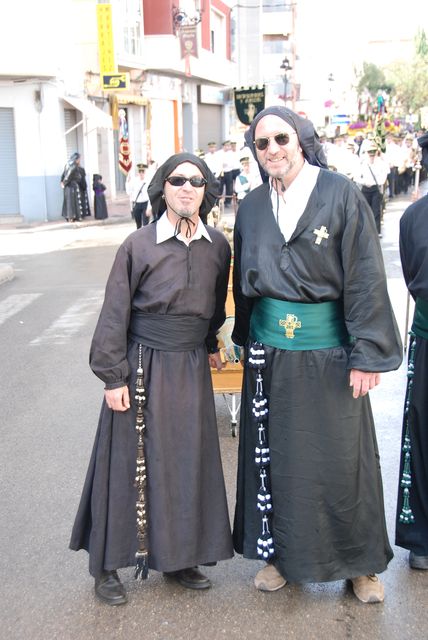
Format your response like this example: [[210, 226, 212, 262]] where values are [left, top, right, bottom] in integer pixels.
[[148, 152, 217, 224], [244, 106, 328, 182], [417, 132, 428, 170]]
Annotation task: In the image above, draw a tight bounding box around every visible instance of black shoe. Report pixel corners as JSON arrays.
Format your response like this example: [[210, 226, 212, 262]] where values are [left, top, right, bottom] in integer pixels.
[[163, 566, 211, 590], [95, 570, 128, 605], [409, 551, 428, 570]]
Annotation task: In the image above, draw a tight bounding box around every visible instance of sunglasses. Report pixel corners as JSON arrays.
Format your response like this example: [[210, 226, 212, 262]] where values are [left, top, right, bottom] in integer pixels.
[[254, 132, 296, 151], [165, 176, 207, 188]]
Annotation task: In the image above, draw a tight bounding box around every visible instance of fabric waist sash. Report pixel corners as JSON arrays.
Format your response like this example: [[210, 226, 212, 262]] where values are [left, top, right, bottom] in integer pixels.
[[129, 312, 209, 351], [412, 297, 428, 340], [250, 297, 349, 351]]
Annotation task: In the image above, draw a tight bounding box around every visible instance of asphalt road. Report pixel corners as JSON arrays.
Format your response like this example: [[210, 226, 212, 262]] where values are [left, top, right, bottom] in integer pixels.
[[0, 194, 427, 640]]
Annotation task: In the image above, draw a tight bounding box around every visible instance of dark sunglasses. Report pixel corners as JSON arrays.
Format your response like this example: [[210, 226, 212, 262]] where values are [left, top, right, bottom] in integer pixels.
[[165, 176, 207, 188], [254, 132, 296, 151]]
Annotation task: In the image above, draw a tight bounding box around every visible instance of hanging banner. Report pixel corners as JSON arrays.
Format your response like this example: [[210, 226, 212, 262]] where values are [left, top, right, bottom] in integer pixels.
[[180, 25, 198, 58], [118, 109, 132, 175], [234, 87, 265, 125]]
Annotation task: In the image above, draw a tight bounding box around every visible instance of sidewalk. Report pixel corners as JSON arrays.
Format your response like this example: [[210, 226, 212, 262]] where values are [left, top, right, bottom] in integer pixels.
[[0, 194, 132, 233], [0, 196, 133, 285]]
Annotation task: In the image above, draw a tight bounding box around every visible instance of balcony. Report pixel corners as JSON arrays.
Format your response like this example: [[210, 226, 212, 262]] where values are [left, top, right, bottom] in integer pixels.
[[143, 35, 237, 86]]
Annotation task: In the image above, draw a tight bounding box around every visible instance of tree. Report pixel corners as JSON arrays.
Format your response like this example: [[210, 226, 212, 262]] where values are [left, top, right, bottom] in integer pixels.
[[356, 62, 393, 98], [385, 30, 428, 116]]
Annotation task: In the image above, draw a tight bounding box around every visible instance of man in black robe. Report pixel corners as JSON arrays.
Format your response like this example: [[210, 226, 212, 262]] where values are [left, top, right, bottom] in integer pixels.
[[232, 106, 402, 603], [395, 132, 428, 570], [61, 152, 91, 221], [70, 153, 233, 605]]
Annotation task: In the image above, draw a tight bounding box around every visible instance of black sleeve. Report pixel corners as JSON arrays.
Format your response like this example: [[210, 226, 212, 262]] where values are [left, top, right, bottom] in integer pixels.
[[231, 222, 254, 346], [89, 243, 134, 389], [205, 238, 231, 353]]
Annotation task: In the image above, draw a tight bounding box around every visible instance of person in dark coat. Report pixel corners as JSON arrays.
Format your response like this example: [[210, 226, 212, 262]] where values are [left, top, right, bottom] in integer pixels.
[[395, 132, 428, 570], [92, 174, 108, 220], [69, 152, 233, 606], [231, 106, 403, 603], [61, 152, 91, 221]]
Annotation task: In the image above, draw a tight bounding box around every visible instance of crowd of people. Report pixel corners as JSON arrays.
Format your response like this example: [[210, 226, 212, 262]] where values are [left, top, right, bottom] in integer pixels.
[[196, 139, 262, 208], [320, 129, 424, 236], [68, 105, 428, 612]]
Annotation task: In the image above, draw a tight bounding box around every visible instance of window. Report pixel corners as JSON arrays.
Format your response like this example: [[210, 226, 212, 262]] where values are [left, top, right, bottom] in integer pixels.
[[118, 0, 142, 57], [263, 1, 290, 13], [263, 37, 289, 54], [210, 8, 226, 57]]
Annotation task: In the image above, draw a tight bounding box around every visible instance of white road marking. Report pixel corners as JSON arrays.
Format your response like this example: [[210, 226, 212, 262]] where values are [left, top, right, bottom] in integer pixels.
[[30, 289, 104, 345], [0, 293, 42, 325]]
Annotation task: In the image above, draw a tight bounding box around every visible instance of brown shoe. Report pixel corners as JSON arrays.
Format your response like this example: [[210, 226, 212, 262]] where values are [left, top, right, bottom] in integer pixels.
[[254, 564, 286, 592], [351, 574, 384, 603]]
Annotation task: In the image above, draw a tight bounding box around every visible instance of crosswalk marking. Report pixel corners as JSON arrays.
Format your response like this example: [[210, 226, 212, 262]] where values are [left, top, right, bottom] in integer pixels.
[[30, 289, 104, 346], [0, 293, 42, 325]]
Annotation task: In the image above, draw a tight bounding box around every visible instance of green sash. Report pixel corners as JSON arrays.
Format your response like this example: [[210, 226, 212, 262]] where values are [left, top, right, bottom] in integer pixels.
[[250, 297, 350, 351], [412, 297, 428, 340]]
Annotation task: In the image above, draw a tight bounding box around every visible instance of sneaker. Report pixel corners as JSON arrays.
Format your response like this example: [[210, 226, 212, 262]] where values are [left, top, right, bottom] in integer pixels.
[[254, 564, 286, 592], [350, 574, 384, 603]]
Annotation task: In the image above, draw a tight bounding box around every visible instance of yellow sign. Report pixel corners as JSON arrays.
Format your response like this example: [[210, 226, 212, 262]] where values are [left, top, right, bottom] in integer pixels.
[[102, 73, 129, 91], [96, 4, 117, 75]]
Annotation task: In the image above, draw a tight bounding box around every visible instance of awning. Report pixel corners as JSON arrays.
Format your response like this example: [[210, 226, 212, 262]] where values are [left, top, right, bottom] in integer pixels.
[[63, 95, 112, 131], [117, 94, 149, 106]]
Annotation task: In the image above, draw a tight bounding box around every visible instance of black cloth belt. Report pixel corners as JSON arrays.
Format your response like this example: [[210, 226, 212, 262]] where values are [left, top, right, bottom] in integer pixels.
[[129, 312, 209, 351]]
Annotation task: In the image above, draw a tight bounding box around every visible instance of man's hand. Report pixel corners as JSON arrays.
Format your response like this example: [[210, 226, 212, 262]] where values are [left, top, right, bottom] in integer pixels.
[[208, 351, 225, 371], [105, 386, 131, 411], [349, 369, 381, 399]]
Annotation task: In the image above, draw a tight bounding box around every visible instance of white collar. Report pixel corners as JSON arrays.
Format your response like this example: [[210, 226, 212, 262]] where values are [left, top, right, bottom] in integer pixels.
[[156, 212, 212, 245]]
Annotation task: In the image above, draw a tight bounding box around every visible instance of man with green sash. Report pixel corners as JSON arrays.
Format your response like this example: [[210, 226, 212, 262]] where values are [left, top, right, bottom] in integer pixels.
[[232, 106, 403, 604], [395, 132, 428, 570]]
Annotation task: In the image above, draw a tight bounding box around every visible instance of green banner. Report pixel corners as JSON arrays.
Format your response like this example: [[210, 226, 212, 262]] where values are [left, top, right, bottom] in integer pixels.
[[234, 87, 265, 125]]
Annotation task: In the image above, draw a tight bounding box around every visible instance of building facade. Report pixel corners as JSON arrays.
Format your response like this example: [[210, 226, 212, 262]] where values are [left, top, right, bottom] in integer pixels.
[[0, 0, 236, 224]]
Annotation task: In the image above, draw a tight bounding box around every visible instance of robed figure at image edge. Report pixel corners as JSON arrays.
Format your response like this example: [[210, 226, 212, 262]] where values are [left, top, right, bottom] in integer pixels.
[[395, 132, 428, 570], [232, 106, 403, 602], [70, 152, 233, 605]]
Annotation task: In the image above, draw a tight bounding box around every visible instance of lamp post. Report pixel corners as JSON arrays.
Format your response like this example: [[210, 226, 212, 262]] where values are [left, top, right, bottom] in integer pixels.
[[280, 57, 292, 106], [326, 72, 334, 130]]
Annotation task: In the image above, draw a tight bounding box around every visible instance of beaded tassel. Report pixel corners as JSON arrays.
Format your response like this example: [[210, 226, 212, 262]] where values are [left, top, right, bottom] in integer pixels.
[[134, 344, 149, 579], [399, 333, 416, 525], [248, 341, 274, 559]]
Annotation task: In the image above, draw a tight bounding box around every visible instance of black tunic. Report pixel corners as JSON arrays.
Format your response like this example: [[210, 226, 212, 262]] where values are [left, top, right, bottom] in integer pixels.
[[396, 194, 428, 555], [232, 169, 403, 583], [93, 182, 108, 220], [70, 223, 233, 577]]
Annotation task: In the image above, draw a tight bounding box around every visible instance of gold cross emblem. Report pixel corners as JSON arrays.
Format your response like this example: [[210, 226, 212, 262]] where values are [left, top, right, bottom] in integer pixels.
[[279, 314, 302, 339], [313, 225, 329, 245]]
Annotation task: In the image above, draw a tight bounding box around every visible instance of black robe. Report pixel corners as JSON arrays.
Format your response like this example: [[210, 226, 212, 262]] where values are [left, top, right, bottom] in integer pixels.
[[396, 194, 428, 555], [70, 222, 233, 577], [93, 182, 108, 220], [61, 164, 91, 221], [232, 169, 403, 583]]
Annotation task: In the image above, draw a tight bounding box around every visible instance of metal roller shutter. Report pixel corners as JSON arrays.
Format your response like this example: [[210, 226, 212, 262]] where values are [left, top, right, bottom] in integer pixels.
[[0, 108, 19, 215]]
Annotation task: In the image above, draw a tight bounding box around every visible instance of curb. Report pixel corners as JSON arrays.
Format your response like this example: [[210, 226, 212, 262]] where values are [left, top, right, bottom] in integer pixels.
[[0, 264, 14, 286]]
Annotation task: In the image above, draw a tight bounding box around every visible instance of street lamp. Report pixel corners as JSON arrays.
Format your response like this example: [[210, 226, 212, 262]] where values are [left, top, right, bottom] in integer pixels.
[[280, 57, 292, 106]]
